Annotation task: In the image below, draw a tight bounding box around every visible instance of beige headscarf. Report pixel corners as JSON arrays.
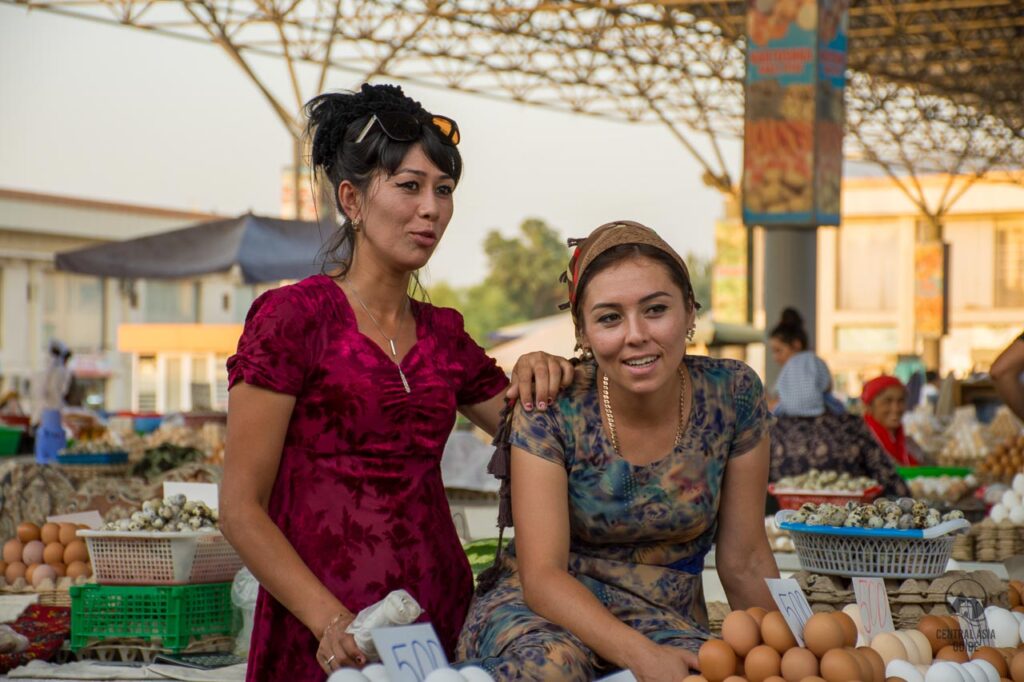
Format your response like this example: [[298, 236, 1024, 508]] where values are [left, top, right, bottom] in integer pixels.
[[561, 220, 699, 347]]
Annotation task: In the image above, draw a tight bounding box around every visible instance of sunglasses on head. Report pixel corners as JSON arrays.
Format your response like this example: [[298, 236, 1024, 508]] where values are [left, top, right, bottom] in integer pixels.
[[354, 111, 461, 147]]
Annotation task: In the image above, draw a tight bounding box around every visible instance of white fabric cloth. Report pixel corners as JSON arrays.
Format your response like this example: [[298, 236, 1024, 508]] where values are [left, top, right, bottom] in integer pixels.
[[345, 589, 423, 660], [6, 660, 245, 681], [440, 431, 498, 492]]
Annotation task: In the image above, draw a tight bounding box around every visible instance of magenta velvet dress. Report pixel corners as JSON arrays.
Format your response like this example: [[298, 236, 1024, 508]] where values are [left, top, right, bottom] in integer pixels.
[[227, 274, 508, 681]]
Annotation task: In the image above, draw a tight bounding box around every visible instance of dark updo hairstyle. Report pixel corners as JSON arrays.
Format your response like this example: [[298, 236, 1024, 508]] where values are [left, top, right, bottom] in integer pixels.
[[305, 83, 463, 278], [770, 307, 808, 350], [573, 244, 701, 330]]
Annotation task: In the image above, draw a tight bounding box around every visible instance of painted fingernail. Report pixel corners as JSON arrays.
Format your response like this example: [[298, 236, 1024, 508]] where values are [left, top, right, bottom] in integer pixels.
[[537, 401, 546, 410], [524, 402, 533, 411]]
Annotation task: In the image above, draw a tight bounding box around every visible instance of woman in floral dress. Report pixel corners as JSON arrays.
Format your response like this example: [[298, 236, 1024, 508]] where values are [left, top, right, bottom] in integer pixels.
[[458, 221, 780, 681]]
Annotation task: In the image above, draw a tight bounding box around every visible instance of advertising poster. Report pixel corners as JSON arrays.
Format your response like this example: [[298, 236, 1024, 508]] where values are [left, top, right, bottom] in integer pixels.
[[743, 0, 848, 227], [914, 241, 948, 338]]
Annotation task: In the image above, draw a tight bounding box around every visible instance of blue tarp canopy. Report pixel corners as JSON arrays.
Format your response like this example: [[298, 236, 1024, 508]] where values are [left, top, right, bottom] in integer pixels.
[[55, 213, 329, 284]]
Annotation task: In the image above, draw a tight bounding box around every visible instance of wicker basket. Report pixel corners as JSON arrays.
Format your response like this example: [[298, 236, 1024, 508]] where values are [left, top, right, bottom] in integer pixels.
[[776, 510, 970, 579], [78, 530, 242, 585]]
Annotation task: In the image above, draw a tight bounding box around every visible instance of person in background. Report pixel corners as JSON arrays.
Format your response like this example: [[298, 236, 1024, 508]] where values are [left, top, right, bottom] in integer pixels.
[[220, 84, 572, 681], [458, 221, 779, 681], [768, 308, 845, 415], [30, 340, 72, 428], [861, 375, 920, 466], [769, 357, 909, 499], [991, 331, 1024, 422]]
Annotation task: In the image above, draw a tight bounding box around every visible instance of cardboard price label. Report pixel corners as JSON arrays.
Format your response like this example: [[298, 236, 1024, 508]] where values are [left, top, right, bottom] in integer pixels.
[[853, 577, 894, 639], [372, 623, 449, 682], [766, 578, 813, 646]]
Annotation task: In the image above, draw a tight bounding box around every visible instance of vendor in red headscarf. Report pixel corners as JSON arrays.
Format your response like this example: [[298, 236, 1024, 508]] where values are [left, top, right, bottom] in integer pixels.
[[861, 375, 920, 466]]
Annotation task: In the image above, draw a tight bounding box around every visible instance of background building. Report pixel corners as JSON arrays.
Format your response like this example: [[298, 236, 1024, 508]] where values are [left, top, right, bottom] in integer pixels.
[[0, 188, 273, 413]]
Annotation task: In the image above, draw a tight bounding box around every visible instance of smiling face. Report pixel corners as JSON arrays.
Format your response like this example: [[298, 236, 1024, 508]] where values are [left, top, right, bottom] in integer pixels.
[[867, 385, 906, 431], [344, 144, 455, 273], [578, 256, 693, 395]]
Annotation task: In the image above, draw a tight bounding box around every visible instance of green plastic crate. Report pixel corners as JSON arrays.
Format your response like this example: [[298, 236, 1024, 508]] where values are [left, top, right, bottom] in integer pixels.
[[897, 466, 972, 480], [0, 426, 22, 456], [70, 582, 237, 652]]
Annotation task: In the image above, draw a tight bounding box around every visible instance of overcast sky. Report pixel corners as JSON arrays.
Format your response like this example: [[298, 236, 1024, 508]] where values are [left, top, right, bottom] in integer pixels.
[[0, 7, 742, 287]]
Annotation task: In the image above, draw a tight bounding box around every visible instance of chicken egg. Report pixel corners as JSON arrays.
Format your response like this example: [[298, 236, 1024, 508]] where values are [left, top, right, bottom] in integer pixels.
[[905, 630, 934, 663], [42, 542, 64, 565], [918, 615, 947, 655], [820, 649, 860, 682], [973, 648, 1009, 678], [887, 659, 925, 682], [782, 647, 819, 682], [31, 563, 56, 588], [762, 610, 798, 654], [937, 646, 970, 663], [699, 639, 737, 682], [66, 561, 90, 580], [63, 540, 89, 565], [925, 661, 967, 682], [1010, 651, 1024, 682], [5, 561, 25, 584], [833, 612, 858, 648], [747, 607, 769, 626], [21, 540, 44, 565], [805, 613, 845, 658], [858, 645, 886, 682], [1, 539, 22, 565], [872, 632, 909, 665], [16, 522, 40, 543], [723, 610, 762, 656], [459, 667, 492, 682], [964, 662, 993, 682], [57, 523, 78, 545], [969, 659, 1001, 682], [745, 644, 782, 682], [893, 630, 922, 664], [39, 523, 59, 545]]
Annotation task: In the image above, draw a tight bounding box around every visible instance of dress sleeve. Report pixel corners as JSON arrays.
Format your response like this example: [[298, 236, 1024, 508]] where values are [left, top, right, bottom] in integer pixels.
[[445, 309, 510, 406], [226, 286, 313, 396], [508, 401, 569, 468], [729, 362, 773, 458]]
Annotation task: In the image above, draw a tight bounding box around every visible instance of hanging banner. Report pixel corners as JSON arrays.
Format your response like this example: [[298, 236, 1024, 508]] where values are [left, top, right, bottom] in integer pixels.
[[914, 241, 949, 338], [743, 0, 849, 227]]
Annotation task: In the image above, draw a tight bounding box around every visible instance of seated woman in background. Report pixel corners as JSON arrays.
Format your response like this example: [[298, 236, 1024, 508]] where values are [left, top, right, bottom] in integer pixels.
[[861, 375, 922, 466], [458, 220, 779, 682], [770, 363, 909, 500], [768, 308, 844, 415]]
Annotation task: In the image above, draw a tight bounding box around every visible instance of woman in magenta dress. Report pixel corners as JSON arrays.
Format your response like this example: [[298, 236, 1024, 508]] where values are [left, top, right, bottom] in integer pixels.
[[220, 84, 572, 680]]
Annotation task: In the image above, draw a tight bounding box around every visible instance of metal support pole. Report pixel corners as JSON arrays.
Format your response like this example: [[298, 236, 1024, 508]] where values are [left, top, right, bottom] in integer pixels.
[[763, 227, 818, 387]]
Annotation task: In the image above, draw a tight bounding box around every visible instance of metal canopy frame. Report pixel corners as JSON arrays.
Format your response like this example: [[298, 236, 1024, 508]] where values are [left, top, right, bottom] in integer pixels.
[[6, 0, 1023, 217]]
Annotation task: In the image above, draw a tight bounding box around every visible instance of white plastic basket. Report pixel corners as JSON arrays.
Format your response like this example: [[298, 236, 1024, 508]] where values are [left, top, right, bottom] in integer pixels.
[[78, 530, 243, 585], [775, 511, 970, 579]]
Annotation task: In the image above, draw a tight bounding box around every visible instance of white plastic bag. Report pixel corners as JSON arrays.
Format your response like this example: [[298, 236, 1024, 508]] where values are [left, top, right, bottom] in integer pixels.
[[231, 566, 260, 657], [345, 590, 423, 660]]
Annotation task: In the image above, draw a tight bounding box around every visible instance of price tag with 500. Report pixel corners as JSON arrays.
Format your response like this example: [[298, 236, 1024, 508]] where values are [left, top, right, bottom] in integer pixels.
[[853, 577, 894, 640], [765, 578, 813, 647], [372, 623, 450, 682]]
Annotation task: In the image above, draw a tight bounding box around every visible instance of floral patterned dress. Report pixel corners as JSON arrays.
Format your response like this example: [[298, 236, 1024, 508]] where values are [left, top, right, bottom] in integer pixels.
[[227, 275, 508, 681], [457, 356, 770, 680]]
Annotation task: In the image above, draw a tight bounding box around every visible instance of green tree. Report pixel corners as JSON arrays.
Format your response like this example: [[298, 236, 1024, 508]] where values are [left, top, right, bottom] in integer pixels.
[[685, 252, 713, 311], [426, 218, 570, 346], [480, 218, 568, 321]]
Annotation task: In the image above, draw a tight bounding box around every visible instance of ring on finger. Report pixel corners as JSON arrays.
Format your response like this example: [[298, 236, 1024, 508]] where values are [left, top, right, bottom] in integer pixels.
[[326, 654, 336, 666]]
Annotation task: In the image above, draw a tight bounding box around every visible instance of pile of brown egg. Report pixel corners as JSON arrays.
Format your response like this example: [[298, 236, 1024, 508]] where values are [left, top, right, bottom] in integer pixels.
[[684, 607, 1024, 682]]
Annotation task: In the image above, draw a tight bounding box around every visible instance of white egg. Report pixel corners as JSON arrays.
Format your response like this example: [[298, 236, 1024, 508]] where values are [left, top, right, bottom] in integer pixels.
[[893, 630, 922, 664], [328, 670, 371, 682], [842, 603, 867, 646], [1003, 491, 1021, 508], [960, 661, 989, 682], [1014, 473, 1024, 495], [984, 607, 1020, 647], [925, 661, 966, 682], [361, 664, 390, 681], [969, 659, 1000, 682], [423, 669, 466, 682], [1011, 506, 1024, 525], [459, 666, 494, 682], [991, 504, 1009, 523], [888, 659, 926, 682]]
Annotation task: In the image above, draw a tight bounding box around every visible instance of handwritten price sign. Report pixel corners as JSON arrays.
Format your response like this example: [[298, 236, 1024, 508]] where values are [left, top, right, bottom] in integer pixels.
[[766, 578, 813, 646], [853, 577, 894, 640], [372, 623, 450, 682]]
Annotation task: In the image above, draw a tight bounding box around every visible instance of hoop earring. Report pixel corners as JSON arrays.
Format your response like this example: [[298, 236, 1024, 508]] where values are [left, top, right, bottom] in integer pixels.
[[686, 327, 695, 342]]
